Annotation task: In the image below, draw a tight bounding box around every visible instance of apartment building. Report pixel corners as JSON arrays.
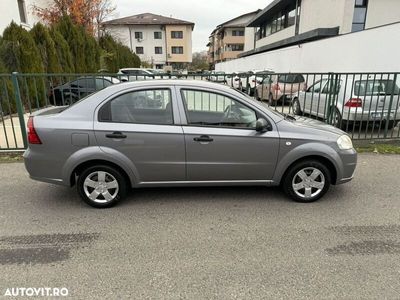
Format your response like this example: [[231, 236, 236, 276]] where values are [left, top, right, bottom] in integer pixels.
[[0, 0, 50, 33], [102, 13, 194, 70], [207, 11, 259, 69], [215, 0, 400, 73], [244, 0, 400, 56]]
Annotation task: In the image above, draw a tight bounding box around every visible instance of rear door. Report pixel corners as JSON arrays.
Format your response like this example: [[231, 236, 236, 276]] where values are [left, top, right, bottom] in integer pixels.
[[300, 80, 325, 116], [177, 87, 280, 181], [94, 86, 185, 183]]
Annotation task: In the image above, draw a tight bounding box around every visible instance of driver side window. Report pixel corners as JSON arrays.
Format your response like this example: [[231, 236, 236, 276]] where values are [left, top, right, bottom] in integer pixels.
[[181, 89, 257, 129]]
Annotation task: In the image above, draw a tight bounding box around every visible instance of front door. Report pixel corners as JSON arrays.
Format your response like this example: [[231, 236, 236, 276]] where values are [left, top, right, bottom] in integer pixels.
[[94, 87, 185, 183], [178, 88, 280, 181]]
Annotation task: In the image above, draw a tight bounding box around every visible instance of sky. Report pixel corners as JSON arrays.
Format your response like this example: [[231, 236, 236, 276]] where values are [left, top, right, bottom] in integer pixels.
[[114, 0, 272, 52]]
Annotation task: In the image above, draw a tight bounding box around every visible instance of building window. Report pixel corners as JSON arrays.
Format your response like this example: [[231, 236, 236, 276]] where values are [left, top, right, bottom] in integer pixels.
[[134, 32, 143, 40], [155, 47, 163, 54], [352, 0, 368, 32], [17, 0, 27, 23], [135, 47, 144, 54], [171, 46, 184, 54], [154, 32, 162, 39], [226, 44, 244, 51], [232, 30, 245, 36], [255, 3, 298, 40], [171, 31, 183, 39]]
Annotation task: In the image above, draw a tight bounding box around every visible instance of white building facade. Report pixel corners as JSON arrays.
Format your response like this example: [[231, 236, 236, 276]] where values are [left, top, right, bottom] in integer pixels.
[[216, 0, 400, 73], [105, 24, 167, 68], [0, 0, 50, 33], [102, 13, 194, 70]]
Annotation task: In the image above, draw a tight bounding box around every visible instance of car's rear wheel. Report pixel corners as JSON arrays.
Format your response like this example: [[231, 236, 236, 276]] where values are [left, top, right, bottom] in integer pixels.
[[292, 98, 302, 115], [77, 165, 127, 208], [330, 108, 348, 130], [385, 120, 397, 130], [282, 160, 331, 203]]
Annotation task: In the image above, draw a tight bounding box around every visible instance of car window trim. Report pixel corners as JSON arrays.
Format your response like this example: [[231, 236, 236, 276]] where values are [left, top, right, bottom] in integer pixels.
[[97, 87, 176, 126]]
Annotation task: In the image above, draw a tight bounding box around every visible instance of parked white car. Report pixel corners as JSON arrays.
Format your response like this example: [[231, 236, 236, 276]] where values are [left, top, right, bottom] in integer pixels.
[[292, 74, 400, 129], [117, 68, 157, 81], [240, 70, 274, 95], [209, 71, 226, 83], [225, 72, 241, 89]]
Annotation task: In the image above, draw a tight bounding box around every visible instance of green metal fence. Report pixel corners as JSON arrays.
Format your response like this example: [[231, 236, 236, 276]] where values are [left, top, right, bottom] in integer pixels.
[[0, 71, 399, 152]]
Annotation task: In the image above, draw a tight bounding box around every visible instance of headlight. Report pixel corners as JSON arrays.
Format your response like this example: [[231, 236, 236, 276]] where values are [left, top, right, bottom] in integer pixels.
[[337, 135, 353, 150]]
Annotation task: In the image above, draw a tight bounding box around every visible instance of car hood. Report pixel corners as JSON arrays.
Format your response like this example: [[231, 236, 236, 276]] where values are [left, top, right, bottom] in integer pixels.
[[291, 116, 346, 136]]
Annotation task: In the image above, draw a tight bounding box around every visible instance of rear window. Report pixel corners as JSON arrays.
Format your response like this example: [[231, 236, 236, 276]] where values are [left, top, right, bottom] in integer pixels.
[[277, 74, 305, 84], [354, 80, 400, 96]]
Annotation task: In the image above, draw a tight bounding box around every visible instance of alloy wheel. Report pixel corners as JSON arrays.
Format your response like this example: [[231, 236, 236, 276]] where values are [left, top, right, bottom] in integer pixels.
[[292, 167, 325, 199], [83, 171, 119, 203]]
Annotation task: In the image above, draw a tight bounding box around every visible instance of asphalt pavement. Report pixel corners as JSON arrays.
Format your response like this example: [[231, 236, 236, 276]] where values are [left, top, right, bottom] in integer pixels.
[[0, 154, 400, 299]]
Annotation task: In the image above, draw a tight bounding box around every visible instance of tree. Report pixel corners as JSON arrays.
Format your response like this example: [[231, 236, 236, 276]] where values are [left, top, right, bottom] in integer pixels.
[[190, 51, 209, 71], [0, 22, 45, 108], [99, 34, 140, 72], [54, 16, 87, 72], [0, 22, 44, 73], [30, 23, 62, 74], [49, 27, 75, 73], [33, 0, 116, 36]]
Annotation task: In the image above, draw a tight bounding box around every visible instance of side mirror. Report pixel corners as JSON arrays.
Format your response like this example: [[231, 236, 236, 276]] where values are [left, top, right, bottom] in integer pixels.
[[255, 118, 271, 132]]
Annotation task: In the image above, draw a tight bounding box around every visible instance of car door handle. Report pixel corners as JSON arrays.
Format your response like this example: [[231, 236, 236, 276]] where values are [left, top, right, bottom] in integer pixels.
[[193, 135, 213, 142], [106, 132, 127, 139]]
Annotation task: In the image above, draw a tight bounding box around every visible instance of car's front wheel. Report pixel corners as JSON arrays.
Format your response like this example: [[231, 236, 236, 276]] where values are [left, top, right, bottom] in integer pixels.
[[282, 160, 331, 203], [77, 165, 127, 208]]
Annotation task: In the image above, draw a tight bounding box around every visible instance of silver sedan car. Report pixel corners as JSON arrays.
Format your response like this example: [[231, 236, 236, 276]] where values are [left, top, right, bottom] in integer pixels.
[[24, 80, 357, 208]]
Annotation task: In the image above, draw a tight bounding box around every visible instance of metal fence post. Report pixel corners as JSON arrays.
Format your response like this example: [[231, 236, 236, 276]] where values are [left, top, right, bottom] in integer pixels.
[[384, 73, 397, 138], [11, 72, 28, 148]]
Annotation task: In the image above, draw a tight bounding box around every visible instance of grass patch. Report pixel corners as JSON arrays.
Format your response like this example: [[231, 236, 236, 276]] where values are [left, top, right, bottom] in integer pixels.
[[0, 153, 24, 163], [355, 144, 400, 154]]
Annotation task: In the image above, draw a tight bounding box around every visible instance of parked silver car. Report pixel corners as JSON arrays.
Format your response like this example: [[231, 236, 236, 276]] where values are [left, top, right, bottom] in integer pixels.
[[24, 80, 357, 208], [292, 75, 400, 129]]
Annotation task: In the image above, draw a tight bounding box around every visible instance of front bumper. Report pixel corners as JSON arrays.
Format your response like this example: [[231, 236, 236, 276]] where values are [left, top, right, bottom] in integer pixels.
[[335, 148, 357, 185]]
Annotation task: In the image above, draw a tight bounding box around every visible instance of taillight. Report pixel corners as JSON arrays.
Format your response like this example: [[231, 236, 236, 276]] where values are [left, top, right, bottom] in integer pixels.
[[345, 98, 363, 108], [27, 117, 42, 144]]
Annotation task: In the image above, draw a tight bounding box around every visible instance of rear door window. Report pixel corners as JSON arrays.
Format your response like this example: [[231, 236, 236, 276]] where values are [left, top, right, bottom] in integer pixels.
[[95, 79, 113, 90], [99, 89, 173, 124], [278, 74, 305, 83]]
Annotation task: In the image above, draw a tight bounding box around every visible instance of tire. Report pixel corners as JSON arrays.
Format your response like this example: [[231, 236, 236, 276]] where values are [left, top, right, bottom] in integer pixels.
[[77, 165, 127, 208], [282, 160, 331, 203], [268, 93, 274, 104], [292, 98, 302, 115], [330, 108, 347, 130], [385, 120, 397, 130]]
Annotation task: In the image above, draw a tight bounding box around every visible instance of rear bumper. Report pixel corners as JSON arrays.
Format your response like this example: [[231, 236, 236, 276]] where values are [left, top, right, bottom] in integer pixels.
[[343, 109, 400, 122], [23, 148, 68, 186]]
